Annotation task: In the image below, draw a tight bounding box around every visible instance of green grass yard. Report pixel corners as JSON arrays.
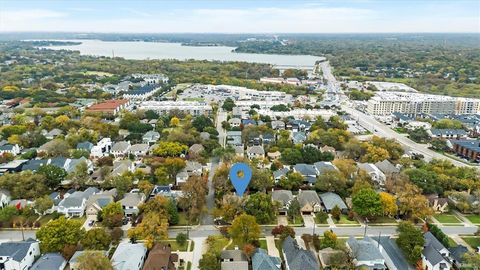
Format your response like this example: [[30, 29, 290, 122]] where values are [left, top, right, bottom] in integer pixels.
[[461, 237, 480, 249], [465, 215, 480, 224], [161, 240, 188, 252], [433, 213, 462, 224], [259, 239, 268, 250], [336, 215, 359, 225]]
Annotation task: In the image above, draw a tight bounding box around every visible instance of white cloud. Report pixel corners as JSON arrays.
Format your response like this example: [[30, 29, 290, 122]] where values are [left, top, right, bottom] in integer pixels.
[[0, 9, 68, 31]]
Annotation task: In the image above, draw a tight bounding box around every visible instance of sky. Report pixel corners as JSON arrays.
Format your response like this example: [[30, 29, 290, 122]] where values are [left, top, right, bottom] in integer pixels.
[[0, 0, 479, 33]]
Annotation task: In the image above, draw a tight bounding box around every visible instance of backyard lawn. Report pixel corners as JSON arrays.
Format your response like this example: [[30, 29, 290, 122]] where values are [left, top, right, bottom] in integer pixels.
[[465, 215, 480, 224], [461, 237, 480, 249], [434, 213, 462, 224], [259, 239, 268, 250]]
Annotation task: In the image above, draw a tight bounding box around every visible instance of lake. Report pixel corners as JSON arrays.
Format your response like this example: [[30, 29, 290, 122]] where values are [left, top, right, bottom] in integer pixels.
[[44, 39, 323, 68]]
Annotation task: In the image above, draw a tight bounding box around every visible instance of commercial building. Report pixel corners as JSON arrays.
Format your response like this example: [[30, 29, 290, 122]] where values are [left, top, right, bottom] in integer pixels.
[[86, 99, 130, 115], [367, 92, 480, 116], [139, 101, 213, 116]]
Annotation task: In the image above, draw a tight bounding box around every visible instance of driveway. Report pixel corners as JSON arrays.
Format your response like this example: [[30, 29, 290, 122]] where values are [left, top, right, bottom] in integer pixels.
[[302, 215, 315, 228], [277, 216, 288, 226], [191, 237, 206, 270], [82, 216, 96, 231]]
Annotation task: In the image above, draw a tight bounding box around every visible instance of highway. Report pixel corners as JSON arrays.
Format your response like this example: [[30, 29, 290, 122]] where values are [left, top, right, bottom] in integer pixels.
[[342, 104, 475, 168]]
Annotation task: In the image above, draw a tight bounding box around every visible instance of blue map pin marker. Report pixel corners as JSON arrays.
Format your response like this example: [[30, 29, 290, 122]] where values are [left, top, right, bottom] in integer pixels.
[[229, 163, 252, 197]]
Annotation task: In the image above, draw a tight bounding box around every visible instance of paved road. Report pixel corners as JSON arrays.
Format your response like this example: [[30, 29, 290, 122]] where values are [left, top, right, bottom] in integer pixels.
[[342, 105, 475, 168], [201, 158, 219, 225]]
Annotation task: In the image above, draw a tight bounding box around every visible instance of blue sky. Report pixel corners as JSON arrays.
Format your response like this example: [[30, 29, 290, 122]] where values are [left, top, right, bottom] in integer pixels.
[[0, 0, 479, 33]]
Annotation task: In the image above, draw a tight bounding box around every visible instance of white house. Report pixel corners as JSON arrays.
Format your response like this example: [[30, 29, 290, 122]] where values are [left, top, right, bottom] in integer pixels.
[[0, 240, 40, 270], [0, 189, 11, 208], [129, 144, 149, 157], [90, 138, 112, 158], [347, 236, 386, 269], [422, 232, 452, 270], [0, 143, 21, 156], [120, 192, 146, 217], [357, 163, 386, 187], [31, 253, 67, 270], [111, 141, 131, 157], [111, 242, 147, 270], [142, 131, 160, 145], [57, 187, 99, 217], [246, 146, 265, 160]]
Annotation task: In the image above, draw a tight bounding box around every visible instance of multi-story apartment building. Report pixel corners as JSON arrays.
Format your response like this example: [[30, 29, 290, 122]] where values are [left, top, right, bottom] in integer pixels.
[[367, 92, 480, 116]]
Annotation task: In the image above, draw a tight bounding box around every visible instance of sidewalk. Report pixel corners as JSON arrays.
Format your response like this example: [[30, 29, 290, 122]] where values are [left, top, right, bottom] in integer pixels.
[[265, 236, 280, 257], [450, 235, 475, 252]]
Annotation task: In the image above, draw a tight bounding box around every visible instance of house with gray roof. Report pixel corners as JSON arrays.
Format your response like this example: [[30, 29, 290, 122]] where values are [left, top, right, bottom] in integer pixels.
[[0, 143, 20, 156], [422, 232, 452, 270], [227, 131, 242, 146], [86, 189, 117, 220], [293, 164, 317, 185], [374, 159, 400, 175], [273, 167, 289, 182], [271, 120, 285, 130], [120, 192, 146, 217], [272, 190, 293, 215], [449, 245, 468, 269], [111, 242, 147, 270], [57, 187, 99, 217], [129, 143, 149, 157], [142, 131, 160, 145], [292, 132, 306, 144], [247, 145, 265, 159], [220, 249, 248, 270], [31, 252, 67, 270], [112, 160, 135, 176], [44, 128, 63, 139], [314, 161, 338, 175], [429, 129, 468, 139], [0, 239, 40, 270], [357, 163, 386, 187], [76, 141, 94, 152], [346, 236, 386, 270], [297, 190, 322, 214], [188, 143, 205, 157], [111, 141, 131, 157], [370, 236, 415, 270], [252, 248, 281, 270], [319, 192, 348, 213], [282, 236, 319, 270]]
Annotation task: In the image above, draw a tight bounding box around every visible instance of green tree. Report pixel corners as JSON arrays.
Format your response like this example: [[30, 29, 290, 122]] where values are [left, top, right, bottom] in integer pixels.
[[0, 206, 18, 222], [36, 216, 85, 253], [287, 198, 301, 223], [67, 161, 89, 189], [278, 171, 303, 190], [331, 205, 341, 221], [250, 168, 273, 192], [315, 170, 348, 195], [0, 171, 48, 199], [81, 228, 112, 250], [33, 196, 54, 215], [76, 251, 113, 270], [153, 141, 188, 157], [463, 252, 480, 269], [199, 252, 220, 270], [228, 214, 261, 246], [101, 202, 124, 228], [397, 221, 425, 264], [192, 115, 214, 132], [244, 193, 276, 224], [176, 232, 188, 246], [222, 98, 235, 111], [320, 230, 338, 249], [37, 164, 67, 188], [408, 127, 431, 143], [281, 148, 303, 164], [352, 188, 383, 218], [163, 157, 186, 181]]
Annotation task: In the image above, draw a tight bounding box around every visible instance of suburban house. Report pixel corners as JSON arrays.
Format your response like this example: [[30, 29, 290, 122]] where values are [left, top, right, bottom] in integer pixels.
[[142, 131, 160, 145], [129, 143, 149, 157], [228, 117, 241, 128], [293, 164, 317, 185], [297, 190, 322, 215], [112, 160, 135, 176], [185, 160, 203, 176], [57, 187, 99, 217], [220, 249, 249, 270], [346, 236, 386, 270], [282, 236, 319, 270], [272, 190, 293, 215], [449, 140, 480, 162], [70, 250, 107, 270], [76, 141, 94, 152], [90, 138, 112, 158], [226, 131, 242, 146], [271, 120, 286, 130], [370, 236, 415, 270], [448, 245, 469, 269], [111, 242, 147, 270], [422, 232, 452, 270], [267, 151, 281, 160], [273, 167, 289, 182], [188, 144, 205, 157], [0, 239, 40, 270], [44, 128, 63, 140], [85, 189, 117, 220], [120, 192, 146, 217], [374, 159, 400, 176], [31, 252, 67, 270], [319, 192, 348, 213], [357, 163, 386, 187], [252, 248, 281, 270], [292, 132, 307, 144], [142, 243, 178, 270], [247, 146, 265, 159], [0, 143, 21, 156], [0, 189, 11, 207], [314, 161, 338, 175], [111, 141, 131, 157], [427, 194, 449, 213]]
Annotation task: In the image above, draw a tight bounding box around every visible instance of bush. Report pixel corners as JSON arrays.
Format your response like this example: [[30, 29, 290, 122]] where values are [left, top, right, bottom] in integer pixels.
[[347, 211, 355, 221], [176, 233, 188, 246], [271, 225, 295, 240], [427, 223, 450, 248], [316, 212, 328, 223]]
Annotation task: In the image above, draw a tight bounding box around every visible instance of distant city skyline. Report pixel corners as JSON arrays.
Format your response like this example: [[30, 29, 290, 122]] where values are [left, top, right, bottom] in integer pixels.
[[0, 0, 479, 33]]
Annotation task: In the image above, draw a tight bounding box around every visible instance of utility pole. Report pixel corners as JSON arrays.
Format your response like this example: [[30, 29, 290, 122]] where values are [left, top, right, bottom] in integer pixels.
[[363, 218, 369, 237]]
